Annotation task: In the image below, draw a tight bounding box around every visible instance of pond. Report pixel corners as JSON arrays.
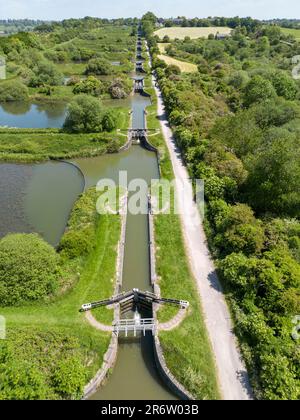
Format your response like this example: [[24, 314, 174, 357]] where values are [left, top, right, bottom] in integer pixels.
[[0, 102, 67, 129], [0, 161, 84, 247]]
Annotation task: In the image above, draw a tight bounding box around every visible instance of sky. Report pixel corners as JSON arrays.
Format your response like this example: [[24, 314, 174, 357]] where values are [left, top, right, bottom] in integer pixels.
[[0, 0, 300, 21]]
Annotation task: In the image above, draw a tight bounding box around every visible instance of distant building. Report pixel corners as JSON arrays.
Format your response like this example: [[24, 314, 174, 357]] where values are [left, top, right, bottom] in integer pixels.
[[172, 18, 184, 25], [216, 33, 230, 40]]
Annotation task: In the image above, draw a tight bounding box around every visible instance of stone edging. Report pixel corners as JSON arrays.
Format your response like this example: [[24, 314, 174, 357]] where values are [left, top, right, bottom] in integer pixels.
[[53, 159, 86, 191], [147, 196, 195, 401], [83, 194, 127, 399]]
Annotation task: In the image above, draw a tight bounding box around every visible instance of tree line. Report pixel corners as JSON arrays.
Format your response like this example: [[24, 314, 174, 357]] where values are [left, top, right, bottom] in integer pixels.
[[143, 12, 300, 400]]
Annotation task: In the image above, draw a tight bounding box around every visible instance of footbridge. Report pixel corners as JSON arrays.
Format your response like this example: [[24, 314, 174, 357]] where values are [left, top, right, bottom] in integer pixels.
[[80, 289, 189, 336], [136, 60, 146, 73], [128, 129, 157, 152], [134, 78, 144, 92], [80, 288, 189, 314]]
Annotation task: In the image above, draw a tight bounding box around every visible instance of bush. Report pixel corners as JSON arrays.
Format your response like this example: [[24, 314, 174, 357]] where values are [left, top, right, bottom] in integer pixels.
[[58, 227, 95, 259], [270, 71, 298, 100], [0, 234, 60, 306], [0, 80, 29, 102], [73, 76, 103, 97], [243, 75, 277, 107], [101, 109, 118, 131], [63, 95, 103, 133], [0, 329, 87, 400], [108, 77, 131, 99], [85, 58, 113, 75], [51, 356, 86, 400], [29, 61, 63, 87]]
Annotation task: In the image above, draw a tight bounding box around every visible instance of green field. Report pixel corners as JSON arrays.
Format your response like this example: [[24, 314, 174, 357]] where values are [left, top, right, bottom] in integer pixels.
[[0, 125, 128, 163], [281, 27, 300, 40], [155, 26, 232, 40]]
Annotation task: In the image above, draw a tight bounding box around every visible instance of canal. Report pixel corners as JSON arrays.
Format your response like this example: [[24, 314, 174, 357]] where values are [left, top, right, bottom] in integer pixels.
[[0, 38, 177, 400]]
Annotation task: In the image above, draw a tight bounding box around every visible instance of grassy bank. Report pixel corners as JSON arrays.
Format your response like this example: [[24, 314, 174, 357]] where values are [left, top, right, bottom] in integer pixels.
[[145, 75, 220, 399], [0, 188, 121, 399], [0, 125, 129, 163]]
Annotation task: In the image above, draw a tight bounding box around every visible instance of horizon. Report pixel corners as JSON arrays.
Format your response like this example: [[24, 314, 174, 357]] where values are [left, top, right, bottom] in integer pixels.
[[0, 0, 300, 21]]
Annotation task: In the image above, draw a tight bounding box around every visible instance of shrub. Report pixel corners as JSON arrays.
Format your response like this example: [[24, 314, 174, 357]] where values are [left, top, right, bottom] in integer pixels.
[[51, 356, 86, 400], [85, 58, 112, 75], [270, 71, 298, 100], [0, 234, 60, 306], [73, 76, 103, 97], [29, 61, 63, 87], [243, 75, 277, 107], [101, 109, 118, 132], [58, 227, 95, 259], [0, 329, 86, 400], [108, 77, 131, 99], [0, 80, 29, 102], [63, 94, 103, 133]]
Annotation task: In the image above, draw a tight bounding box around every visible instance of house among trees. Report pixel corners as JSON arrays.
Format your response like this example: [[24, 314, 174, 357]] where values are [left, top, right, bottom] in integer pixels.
[[215, 32, 230, 40]]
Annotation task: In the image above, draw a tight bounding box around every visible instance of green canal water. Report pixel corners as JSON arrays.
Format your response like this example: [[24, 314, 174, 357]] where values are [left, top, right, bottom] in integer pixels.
[[75, 145, 176, 400]]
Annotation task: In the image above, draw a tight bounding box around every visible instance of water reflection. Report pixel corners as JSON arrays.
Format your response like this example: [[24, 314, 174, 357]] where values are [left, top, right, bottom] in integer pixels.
[[0, 102, 67, 128], [0, 162, 84, 247]]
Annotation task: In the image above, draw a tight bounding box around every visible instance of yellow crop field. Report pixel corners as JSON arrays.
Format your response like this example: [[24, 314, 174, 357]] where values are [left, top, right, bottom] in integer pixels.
[[155, 26, 232, 40], [158, 43, 171, 53], [158, 54, 198, 73]]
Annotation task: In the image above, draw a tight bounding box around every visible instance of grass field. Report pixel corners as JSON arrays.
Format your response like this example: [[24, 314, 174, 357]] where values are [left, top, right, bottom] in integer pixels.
[[155, 26, 232, 40], [0, 109, 129, 163], [281, 27, 300, 40], [158, 52, 198, 73]]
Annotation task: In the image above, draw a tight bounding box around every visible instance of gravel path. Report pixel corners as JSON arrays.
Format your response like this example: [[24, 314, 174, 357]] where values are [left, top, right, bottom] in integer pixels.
[[158, 309, 188, 331], [152, 74, 253, 401]]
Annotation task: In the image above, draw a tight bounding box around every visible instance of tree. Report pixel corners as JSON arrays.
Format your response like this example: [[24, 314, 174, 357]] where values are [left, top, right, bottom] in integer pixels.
[[85, 58, 112, 76], [249, 99, 299, 129], [228, 70, 249, 90], [211, 111, 263, 157], [0, 234, 60, 306], [52, 357, 86, 400], [63, 94, 103, 133], [215, 204, 265, 255], [243, 75, 277, 107], [73, 76, 103, 97], [165, 64, 181, 77], [244, 130, 300, 217], [270, 71, 298, 100], [29, 61, 63, 87], [101, 109, 118, 132], [141, 12, 157, 25], [0, 80, 29, 101], [108, 77, 131, 99], [259, 353, 299, 400]]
